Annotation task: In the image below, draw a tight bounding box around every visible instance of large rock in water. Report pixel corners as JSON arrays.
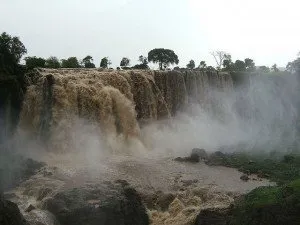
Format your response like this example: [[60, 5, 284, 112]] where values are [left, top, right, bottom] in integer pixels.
[[194, 207, 231, 225], [41, 180, 149, 225], [0, 194, 28, 225]]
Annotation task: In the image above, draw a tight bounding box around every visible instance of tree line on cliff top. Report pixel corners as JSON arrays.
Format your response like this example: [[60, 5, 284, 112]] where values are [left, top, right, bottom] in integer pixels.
[[1, 32, 300, 76]]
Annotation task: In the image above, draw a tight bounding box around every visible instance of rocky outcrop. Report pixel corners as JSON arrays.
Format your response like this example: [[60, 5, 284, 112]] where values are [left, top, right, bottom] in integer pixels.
[[41, 180, 149, 225], [0, 194, 28, 225], [194, 207, 231, 225], [0, 154, 45, 191], [174, 148, 208, 163]]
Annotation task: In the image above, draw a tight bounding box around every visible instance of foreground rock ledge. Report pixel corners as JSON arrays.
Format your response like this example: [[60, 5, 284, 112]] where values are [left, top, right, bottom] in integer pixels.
[[41, 180, 149, 225], [0, 194, 28, 225]]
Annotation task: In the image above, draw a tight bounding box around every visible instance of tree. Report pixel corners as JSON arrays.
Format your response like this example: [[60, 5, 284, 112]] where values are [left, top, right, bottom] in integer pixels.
[[24, 56, 46, 70], [258, 66, 270, 73], [199, 61, 207, 70], [61, 57, 81, 68], [244, 58, 255, 71], [234, 60, 246, 71], [45, 56, 60, 68], [211, 51, 229, 70], [207, 66, 216, 72], [286, 57, 300, 73], [132, 55, 149, 69], [222, 54, 233, 71], [100, 57, 111, 68], [271, 64, 279, 72], [120, 57, 130, 67], [186, 60, 195, 70], [138, 55, 148, 65], [148, 48, 179, 70], [82, 55, 95, 68], [0, 32, 27, 74]]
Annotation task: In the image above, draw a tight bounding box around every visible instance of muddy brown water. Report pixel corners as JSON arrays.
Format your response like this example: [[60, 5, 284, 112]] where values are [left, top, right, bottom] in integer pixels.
[[5, 154, 273, 225]]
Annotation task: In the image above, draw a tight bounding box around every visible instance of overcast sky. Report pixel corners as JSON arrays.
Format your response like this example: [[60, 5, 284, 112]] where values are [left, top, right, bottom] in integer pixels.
[[1, 0, 299, 68]]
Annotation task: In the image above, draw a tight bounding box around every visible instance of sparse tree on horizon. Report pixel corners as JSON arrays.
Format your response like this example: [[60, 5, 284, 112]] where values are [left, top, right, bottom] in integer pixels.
[[186, 60, 195, 70], [234, 60, 246, 71], [211, 51, 229, 70], [100, 57, 111, 68], [286, 56, 300, 73], [24, 56, 46, 70], [138, 55, 148, 65], [0, 32, 27, 74], [271, 64, 279, 72], [148, 48, 179, 70], [199, 61, 207, 70], [45, 56, 60, 68], [82, 55, 95, 68], [120, 57, 130, 67], [258, 65, 270, 73], [245, 58, 255, 71], [61, 57, 81, 68], [206, 66, 216, 72]]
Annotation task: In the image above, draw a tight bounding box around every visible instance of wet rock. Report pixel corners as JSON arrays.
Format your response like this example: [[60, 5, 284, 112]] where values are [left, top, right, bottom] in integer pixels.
[[25, 204, 35, 212], [192, 148, 208, 160], [189, 153, 200, 163], [3, 192, 17, 199], [0, 194, 28, 225], [0, 154, 45, 191], [175, 156, 199, 163], [140, 192, 159, 209], [194, 207, 231, 225], [41, 181, 149, 225], [181, 179, 198, 187], [240, 174, 249, 182], [206, 151, 226, 166], [174, 157, 187, 162], [36, 187, 53, 201], [157, 192, 175, 211], [174, 148, 208, 163]]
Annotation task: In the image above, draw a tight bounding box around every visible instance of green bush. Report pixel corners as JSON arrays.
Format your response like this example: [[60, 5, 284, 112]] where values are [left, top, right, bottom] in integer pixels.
[[230, 179, 300, 225]]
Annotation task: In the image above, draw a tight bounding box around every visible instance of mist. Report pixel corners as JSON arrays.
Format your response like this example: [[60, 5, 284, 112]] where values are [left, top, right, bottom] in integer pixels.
[[141, 73, 300, 157]]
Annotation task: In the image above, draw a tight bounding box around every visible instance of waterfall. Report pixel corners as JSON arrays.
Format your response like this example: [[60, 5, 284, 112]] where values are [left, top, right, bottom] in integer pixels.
[[17, 68, 233, 152]]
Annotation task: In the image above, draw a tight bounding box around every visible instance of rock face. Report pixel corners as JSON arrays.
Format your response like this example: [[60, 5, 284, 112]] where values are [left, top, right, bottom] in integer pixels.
[[0, 194, 28, 225], [41, 180, 149, 225]]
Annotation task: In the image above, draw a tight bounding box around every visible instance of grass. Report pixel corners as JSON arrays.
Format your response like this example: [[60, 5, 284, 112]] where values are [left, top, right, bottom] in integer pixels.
[[207, 151, 300, 184], [229, 179, 300, 225], [207, 151, 300, 224]]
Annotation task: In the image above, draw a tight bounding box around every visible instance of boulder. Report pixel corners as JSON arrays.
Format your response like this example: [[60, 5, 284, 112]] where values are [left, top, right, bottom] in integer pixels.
[[240, 174, 249, 182], [194, 207, 231, 225], [205, 151, 226, 166], [0, 154, 45, 191], [191, 148, 208, 160], [174, 148, 208, 163], [41, 181, 149, 225], [0, 194, 28, 225], [25, 204, 36, 212], [156, 192, 175, 211]]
